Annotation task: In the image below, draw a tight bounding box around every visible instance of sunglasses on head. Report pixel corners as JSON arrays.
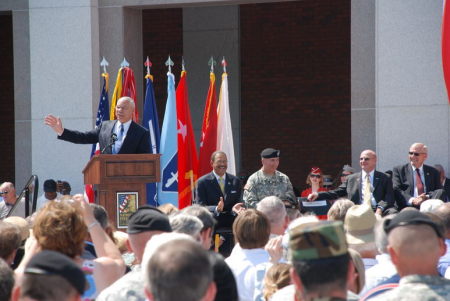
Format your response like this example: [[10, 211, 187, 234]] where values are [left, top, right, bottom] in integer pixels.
[[310, 174, 321, 178], [408, 152, 424, 156]]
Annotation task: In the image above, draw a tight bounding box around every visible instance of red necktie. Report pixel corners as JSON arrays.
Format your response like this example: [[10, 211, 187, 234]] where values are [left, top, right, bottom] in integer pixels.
[[415, 168, 424, 195]]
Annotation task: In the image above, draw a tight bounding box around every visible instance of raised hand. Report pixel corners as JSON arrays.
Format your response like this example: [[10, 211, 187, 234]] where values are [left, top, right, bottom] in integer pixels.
[[44, 114, 64, 135]]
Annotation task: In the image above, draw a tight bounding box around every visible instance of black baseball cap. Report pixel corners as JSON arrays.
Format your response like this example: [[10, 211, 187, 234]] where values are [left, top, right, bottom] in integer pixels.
[[127, 205, 172, 234], [24, 250, 85, 294], [384, 210, 443, 238]]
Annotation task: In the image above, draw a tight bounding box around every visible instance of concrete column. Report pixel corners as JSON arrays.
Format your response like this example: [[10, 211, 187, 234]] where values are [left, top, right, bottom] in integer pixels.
[[351, 0, 376, 169], [29, 0, 100, 193], [183, 5, 241, 171], [99, 6, 143, 115], [375, 0, 449, 172], [12, 4, 31, 190]]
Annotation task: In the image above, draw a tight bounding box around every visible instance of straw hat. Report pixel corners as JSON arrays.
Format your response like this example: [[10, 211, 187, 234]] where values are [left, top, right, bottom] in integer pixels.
[[344, 205, 376, 245]]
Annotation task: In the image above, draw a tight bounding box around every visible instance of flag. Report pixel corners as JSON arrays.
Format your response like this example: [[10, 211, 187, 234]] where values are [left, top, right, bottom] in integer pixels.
[[121, 67, 139, 121], [86, 72, 110, 203], [109, 68, 123, 120], [443, 0, 450, 104], [176, 70, 198, 209], [157, 72, 178, 206], [217, 71, 236, 175], [198, 72, 218, 177], [142, 73, 160, 206]]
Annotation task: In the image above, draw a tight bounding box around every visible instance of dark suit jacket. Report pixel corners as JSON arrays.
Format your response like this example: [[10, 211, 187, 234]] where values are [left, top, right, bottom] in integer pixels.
[[393, 163, 443, 209], [195, 172, 242, 228], [317, 171, 395, 211], [58, 120, 150, 154], [444, 178, 450, 202]]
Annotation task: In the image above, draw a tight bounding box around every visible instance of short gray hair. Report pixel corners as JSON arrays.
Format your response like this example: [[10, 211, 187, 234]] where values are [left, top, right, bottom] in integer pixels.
[[169, 214, 203, 237], [256, 196, 286, 226]]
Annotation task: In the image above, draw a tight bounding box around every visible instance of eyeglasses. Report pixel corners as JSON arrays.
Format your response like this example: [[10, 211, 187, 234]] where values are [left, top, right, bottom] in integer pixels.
[[310, 174, 321, 178], [0, 191, 9, 195], [409, 152, 425, 156], [341, 173, 351, 177], [360, 157, 371, 161]]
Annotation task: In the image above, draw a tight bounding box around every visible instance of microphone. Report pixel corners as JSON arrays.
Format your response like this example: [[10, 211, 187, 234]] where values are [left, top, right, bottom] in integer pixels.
[[101, 133, 118, 154]]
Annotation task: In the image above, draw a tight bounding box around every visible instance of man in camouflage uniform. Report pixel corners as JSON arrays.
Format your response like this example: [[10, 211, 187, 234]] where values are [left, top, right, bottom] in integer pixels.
[[243, 148, 296, 208], [289, 220, 353, 301], [370, 210, 450, 301]]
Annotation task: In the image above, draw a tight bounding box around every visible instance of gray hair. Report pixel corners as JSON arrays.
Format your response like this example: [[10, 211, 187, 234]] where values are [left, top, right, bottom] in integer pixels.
[[169, 214, 203, 237], [182, 205, 216, 231], [256, 196, 286, 226]]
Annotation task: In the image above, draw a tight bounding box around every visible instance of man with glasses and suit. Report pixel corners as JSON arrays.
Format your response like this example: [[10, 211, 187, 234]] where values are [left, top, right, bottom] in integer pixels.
[[0, 182, 25, 219], [392, 143, 446, 210], [308, 150, 396, 216]]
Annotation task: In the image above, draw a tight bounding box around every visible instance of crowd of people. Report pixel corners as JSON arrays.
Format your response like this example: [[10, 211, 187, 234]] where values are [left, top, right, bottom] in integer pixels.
[[0, 141, 449, 300], [0, 98, 448, 300]]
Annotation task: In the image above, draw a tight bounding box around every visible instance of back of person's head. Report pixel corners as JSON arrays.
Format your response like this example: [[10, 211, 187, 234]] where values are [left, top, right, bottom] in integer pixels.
[[233, 209, 270, 249], [90, 203, 115, 243], [126, 206, 172, 263], [182, 205, 216, 232], [289, 221, 350, 297], [169, 214, 203, 241], [182, 205, 217, 249], [157, 203, 179, 216], [348, 248, 365, 294], [384, 210, 446, 276], [17, 250, 85, 301], [145, 239, 216, 301], [433, 203, 450, 237], [0, 259, 14, 301], [0, 221, 22, 263], [208, 252, 238, 301], [420, 199, 444, 213], [327, 198, 354, 221], [344, 205, 377, 258], [374, 215, 394, 254], [263, 263, 291, 301], [33, 201, 87, 258], [256, 196, 287, 234], [4, 216, 30, 242]]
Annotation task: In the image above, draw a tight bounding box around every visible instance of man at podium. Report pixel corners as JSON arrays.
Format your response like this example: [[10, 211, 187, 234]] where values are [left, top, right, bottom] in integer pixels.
[[45, 97, 150, 154]]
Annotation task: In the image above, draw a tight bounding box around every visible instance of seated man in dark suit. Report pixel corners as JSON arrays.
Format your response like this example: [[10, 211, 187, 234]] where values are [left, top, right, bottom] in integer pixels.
[[308, 150, 396, 216], [435, 164, 450, 203], [392, 143, 446, 209], [195, 151, 241, 229], [44, 96, 150, 154]]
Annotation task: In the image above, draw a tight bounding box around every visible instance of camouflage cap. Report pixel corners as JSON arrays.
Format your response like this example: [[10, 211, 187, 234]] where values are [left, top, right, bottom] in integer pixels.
[[289, 220, 348, 261]]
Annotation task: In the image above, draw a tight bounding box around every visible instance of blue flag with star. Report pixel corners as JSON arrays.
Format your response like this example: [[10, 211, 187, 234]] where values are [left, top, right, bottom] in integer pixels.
[[142, 75, 160, 206], [157, 72, 178, 206]]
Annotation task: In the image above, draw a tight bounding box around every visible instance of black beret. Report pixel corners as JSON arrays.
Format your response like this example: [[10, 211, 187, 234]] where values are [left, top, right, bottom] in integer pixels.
[[384, 210, 443, 238], [261, 148, 280, 158], [43, 179, 57, 193], [25, 250, 85, 295], [127, 205, 172, 234]]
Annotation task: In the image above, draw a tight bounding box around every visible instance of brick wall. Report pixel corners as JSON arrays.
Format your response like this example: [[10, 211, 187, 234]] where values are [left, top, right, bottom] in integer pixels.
[[142, 8, 183, 127], [240, 0, 351, 193], [0, 14, 15, 183]]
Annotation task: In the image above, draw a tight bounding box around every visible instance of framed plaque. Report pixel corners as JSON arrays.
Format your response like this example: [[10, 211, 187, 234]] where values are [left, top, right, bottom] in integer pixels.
[[116, 192, 138, 228]]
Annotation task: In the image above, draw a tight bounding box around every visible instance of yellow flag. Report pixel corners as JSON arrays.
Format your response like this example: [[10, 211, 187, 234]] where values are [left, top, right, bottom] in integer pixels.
[[109, 68, 123, 120]]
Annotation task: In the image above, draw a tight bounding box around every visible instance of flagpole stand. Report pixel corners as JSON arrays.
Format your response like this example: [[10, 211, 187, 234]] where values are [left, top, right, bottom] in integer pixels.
[[82, 154, 161, 229]]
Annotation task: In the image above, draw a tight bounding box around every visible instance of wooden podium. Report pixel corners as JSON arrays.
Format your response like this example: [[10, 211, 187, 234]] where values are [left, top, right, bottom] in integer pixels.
[[83, 154, 160, 229]]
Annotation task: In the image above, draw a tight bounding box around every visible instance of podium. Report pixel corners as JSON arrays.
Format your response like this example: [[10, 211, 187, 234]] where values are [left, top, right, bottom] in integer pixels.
[[83, 154, 160, 229]]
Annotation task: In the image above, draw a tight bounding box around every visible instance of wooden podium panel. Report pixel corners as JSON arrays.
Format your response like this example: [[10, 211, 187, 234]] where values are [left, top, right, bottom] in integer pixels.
[[83, 154, 160, 229]]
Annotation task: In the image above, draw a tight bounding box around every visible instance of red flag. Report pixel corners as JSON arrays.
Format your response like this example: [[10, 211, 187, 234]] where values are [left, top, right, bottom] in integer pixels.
[[121, 67, 139, 121], [443, 0, 450, 104], [176, 71, 198, 208], [198, 72, 218, 177]]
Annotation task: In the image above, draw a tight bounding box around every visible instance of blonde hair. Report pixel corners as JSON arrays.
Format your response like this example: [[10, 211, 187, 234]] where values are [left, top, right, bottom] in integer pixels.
[[263, 263, 291, 300]]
